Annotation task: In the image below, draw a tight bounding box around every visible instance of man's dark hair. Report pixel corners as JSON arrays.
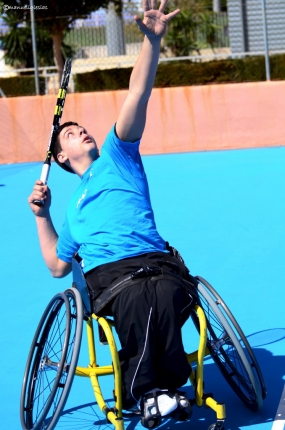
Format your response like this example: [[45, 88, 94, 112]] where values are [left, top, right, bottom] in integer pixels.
[[52, 121, 78, 174]]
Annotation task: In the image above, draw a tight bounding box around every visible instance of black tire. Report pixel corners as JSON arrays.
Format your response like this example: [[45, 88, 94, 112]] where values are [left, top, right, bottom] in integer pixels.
[[55, 401, 123, 429], [192, 277, 266, 411], [45, 288, 83, 429], [20, 288, 83, 430]]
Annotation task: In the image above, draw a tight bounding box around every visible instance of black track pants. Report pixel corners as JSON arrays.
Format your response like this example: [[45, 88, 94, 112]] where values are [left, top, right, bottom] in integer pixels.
[[111, 277, 193, 409]]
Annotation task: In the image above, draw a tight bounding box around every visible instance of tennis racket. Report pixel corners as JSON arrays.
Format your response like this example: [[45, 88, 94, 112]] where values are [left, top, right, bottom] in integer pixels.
[[33, 57, 72, 206]]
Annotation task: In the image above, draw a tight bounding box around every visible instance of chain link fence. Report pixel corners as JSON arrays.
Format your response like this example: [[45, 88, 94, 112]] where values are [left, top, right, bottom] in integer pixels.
[[1, 1, 285, 96], [64, 9, 229, 70], [0, 4, 231, 96]]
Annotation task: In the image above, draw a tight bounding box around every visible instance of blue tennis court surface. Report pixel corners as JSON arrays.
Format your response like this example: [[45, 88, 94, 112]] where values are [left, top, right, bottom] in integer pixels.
[[0, 146, 284, 430]]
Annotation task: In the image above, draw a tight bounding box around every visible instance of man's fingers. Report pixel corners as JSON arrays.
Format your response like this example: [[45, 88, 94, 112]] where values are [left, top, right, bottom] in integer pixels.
[[29, 190, 46, 202], [33, 185, 46, 195], [34, 183, 45, 190], [151, 0, 157, 9], [158, 0, 167, 13], [28, 181, 48, 204], [142, 0, 151, 11], [28, 180, 50, 215], [165, 8, 180, 21]]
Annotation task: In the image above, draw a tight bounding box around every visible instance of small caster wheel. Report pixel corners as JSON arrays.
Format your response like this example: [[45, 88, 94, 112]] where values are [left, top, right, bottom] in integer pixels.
[[208, 423, 225, 430]]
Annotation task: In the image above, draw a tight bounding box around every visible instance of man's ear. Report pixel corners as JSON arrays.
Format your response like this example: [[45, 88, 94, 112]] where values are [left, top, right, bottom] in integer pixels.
[[57, 151, 68, 165]]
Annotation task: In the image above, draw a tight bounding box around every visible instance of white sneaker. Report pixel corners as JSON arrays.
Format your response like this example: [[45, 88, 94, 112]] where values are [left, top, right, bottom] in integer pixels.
[[155, 393, 177, 416], [145, 390, 177, 417], [141, 389, 192, 428]]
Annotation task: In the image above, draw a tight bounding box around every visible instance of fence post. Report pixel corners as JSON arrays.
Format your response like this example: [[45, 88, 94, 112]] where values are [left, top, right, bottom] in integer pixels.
[[106, 2, 126, 56], [261, 0, 271, 80], [29, 0, 40, 95], [213, 0, 221, 13]]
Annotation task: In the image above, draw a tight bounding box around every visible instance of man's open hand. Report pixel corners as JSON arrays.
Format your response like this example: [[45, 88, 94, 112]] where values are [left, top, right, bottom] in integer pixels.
[[134, 0, 180, 39]]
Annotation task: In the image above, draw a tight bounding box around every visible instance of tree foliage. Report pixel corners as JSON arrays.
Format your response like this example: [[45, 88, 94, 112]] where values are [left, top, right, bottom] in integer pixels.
[[163, 0, 225, 57], [0, 12, 74, 68], [1, 1, 123, 33], [163, 9, 200, 57], [0, 0, 124, 77]]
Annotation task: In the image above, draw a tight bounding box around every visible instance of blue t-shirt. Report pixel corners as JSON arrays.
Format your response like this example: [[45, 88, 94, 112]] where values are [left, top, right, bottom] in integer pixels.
[[56, 126, 167, 273]]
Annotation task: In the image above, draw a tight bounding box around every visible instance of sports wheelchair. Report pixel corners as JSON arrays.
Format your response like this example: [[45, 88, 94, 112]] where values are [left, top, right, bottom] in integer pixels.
[[20, 255, 266, 430]]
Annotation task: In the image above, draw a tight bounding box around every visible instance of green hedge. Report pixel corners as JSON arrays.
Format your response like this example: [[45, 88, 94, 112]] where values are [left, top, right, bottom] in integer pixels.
[[0, 76, 45, 97], [74, 54, 285, 93], [1, 54, 285, 97]]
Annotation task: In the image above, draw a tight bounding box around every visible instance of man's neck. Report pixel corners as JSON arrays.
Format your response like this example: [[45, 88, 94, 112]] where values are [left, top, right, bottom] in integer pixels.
[[72, 156, 98, 178]]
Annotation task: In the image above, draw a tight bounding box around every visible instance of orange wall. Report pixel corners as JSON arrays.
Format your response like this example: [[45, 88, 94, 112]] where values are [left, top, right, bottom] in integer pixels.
[[0, 81, 284, 165]]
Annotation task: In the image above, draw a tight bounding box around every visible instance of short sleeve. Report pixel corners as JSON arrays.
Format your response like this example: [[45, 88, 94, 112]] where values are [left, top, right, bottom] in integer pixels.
[[102, 125, 145, 179]]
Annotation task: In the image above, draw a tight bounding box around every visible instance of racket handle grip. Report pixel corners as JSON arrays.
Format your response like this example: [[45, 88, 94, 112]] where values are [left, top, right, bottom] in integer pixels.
[[40, 163, 50, 184], [33, 163, 51, 206]]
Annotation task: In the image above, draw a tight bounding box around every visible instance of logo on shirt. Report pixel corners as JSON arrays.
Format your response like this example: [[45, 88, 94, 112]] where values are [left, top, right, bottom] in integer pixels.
[[76, 189, 88, 208]]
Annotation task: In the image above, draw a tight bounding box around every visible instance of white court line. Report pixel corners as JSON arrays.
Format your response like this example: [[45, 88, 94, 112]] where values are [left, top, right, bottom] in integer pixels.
[[272, 383, 285, 430], [272, 421, 285, 430]]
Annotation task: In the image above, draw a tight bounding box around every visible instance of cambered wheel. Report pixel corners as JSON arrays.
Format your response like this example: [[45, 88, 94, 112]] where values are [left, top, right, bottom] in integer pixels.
[[191, 277, 266, 411], [20, 288, 83, 430], [44, 288, 83, 429]]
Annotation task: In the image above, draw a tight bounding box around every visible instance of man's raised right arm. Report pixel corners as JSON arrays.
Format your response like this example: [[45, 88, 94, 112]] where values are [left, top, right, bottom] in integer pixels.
[[28, 180, 72, 278]]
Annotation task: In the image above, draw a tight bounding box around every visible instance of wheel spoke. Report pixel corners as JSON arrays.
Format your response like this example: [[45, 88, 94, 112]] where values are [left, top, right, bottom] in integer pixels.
[[191, 277, 264, 411], [20, 294, 72, 429]]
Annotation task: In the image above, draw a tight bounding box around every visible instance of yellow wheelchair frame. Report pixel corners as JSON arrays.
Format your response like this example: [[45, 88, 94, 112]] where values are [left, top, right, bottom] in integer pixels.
[[20, 261, 266, 430], [74, 304, 226, 430]]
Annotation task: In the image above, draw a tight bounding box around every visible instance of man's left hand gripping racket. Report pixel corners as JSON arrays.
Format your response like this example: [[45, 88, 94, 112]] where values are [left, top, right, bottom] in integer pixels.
[[33, 58, 72, 206]]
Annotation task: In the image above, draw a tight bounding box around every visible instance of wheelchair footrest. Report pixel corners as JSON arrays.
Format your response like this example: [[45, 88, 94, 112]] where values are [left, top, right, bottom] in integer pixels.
[[140, 390, 192, 429]]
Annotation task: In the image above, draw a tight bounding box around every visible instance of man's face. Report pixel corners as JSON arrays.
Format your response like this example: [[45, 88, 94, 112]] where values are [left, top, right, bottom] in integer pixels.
[[58, 124, 99, 167]]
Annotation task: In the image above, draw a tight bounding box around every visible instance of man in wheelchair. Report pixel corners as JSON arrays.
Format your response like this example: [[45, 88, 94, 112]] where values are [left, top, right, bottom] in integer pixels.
[[28, 1, 193, 427]]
